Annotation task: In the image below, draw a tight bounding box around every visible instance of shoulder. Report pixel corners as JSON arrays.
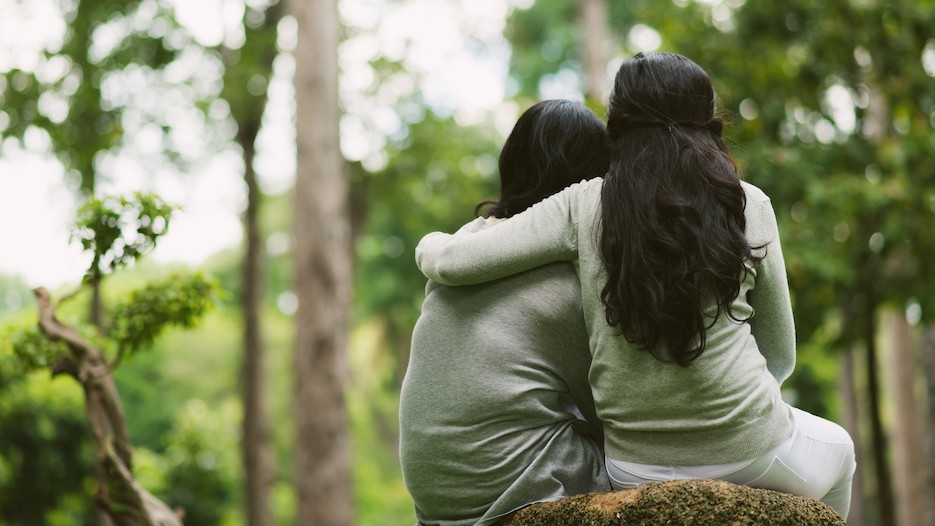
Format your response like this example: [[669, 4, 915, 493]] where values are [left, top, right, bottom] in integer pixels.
[[740, 180, 777, 225], [548, 176, 603, 204], [740, 181, 780, 245], [558, 176, 603, 226], [574, 176, 604, 197], [740, 180, 771, 206]]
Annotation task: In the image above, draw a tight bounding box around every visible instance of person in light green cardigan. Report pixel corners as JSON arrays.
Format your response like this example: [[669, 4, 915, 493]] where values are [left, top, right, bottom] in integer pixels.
[[400, 99, 613, 526], [416, 53, 855, 519]]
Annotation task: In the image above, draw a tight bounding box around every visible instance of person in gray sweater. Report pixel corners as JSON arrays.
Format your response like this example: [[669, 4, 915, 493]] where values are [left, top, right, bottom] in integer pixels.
[[416, 53, 855, 519], [399, 99, 613, 526]]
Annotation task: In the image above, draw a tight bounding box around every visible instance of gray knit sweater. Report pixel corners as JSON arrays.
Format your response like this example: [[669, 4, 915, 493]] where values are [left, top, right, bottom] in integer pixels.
[[416, 177, 796, 466], [400, 218, 611, 526]]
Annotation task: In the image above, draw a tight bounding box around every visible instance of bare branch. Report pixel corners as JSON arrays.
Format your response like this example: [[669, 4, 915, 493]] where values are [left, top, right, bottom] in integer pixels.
[[35, 287, 96, 360]]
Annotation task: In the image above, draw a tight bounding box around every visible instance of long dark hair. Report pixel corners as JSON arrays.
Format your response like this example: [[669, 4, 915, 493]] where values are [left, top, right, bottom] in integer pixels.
[[599, 52, 759, 366], [476, 99, 609, 219]]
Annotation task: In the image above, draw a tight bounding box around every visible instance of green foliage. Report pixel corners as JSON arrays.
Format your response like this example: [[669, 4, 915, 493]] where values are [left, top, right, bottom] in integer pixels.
[[0, 0, 189, 194], [161, 399, 241, 526], [506, 0, 579, 99], [347, 323, 416, 526], [72, 193, 176, 283], [114, 308, 240, 452], [0, 373, 95, 525], [0, 326, 69, 384], [109, 272, 217, 358]]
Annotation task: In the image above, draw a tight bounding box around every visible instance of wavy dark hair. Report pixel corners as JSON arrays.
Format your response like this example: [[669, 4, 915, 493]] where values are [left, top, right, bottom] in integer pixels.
[[476, 99, 609, 219], [599, 52, 760, 366]]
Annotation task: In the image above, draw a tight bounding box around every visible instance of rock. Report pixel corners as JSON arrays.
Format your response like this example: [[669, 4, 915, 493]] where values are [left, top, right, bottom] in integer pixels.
[[499, 479, 845, 526]]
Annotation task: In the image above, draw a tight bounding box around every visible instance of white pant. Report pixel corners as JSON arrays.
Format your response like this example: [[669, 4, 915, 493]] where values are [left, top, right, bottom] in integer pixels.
[[605, 407, 856, 519]]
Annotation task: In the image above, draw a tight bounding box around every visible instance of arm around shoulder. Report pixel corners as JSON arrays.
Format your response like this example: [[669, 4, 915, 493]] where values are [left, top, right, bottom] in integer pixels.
[[415, 182, 587, 285]]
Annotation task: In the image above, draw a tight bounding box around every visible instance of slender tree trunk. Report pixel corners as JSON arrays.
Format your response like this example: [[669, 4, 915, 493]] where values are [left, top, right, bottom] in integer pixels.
[[34, 288, 182, 526], [90, 273, 104, 329], [864, 297, 895, 526], [919, 325, 935, 526], [884, 311, 927, 526], [579, 0, 608, 104], [89, 261, 110, 526], [241, 138, 274, 526], [839, 349, 866, 526], [226, 4, 284, 524], [859, 81, 896, 524], [291, 0, 354, 523]]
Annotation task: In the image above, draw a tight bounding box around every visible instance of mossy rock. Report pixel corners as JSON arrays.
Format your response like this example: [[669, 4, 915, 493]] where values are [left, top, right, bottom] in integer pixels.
[[499, 479, 845, 526]]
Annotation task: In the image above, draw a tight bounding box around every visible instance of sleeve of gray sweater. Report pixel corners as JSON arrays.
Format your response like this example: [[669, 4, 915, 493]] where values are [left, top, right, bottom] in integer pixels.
[[416, 182, 582, 285], [744, 190, 797, 386]]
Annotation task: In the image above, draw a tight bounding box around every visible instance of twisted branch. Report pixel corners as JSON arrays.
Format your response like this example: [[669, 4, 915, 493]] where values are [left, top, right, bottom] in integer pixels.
[[33, 287, 183, 525]]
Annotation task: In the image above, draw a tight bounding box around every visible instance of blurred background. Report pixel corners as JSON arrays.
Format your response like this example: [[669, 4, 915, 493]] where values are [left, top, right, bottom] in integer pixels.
[[0, 0, 933, 525]]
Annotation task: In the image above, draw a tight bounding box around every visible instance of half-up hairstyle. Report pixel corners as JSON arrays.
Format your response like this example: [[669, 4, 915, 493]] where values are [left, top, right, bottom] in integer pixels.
[[476, 99, 609, 219], [599, 52, 760, 366]]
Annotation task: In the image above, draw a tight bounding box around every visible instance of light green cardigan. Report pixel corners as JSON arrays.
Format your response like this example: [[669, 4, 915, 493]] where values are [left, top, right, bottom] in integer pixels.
[[416, 177, 796, 465]]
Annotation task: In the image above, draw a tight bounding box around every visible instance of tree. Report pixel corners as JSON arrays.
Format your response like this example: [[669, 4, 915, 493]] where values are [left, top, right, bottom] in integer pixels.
[[922, 327, 935, 525], [1, 194, 215, 524], [290, 0, 354, 523], [579, 0, 609, 104], [883, 311, 928, 526], [216, 2, 285, 524], [0, 0, 189, 329]]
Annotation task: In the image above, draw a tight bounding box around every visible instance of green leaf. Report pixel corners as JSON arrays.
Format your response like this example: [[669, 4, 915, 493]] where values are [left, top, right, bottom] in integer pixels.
[[109, 273, 217, 358], [71, 193, 177, 283]]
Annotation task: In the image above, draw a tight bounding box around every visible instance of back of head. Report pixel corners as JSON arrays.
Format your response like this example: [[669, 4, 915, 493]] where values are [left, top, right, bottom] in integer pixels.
[[599, 52, 756, 365], [606, 52, 718, 135], [477, 99, 609, 219]]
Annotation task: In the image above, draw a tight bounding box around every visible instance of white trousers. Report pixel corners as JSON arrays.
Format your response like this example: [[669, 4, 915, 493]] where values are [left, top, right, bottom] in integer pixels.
[[605, 406, 856, 520]]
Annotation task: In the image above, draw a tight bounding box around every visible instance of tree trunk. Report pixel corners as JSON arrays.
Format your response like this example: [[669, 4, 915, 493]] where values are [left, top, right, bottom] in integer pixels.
[[838, 346, 865, 526], [578, 0, 608, 104], [860, 77, 895, 526], [226, 4, 284, 524], [34, 288, 182, 526], [290, 0, 354, 524], [864, 298, 895, 526], [919, 325, 935, 526], [883, 311, 927, 526], [241, 137, 274, 526], [90, 271, 104, 329], [89, 267, 111, 526]]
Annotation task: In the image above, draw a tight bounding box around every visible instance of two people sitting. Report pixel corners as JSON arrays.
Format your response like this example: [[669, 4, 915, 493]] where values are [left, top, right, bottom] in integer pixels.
[[400, 52, 856, 526]]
